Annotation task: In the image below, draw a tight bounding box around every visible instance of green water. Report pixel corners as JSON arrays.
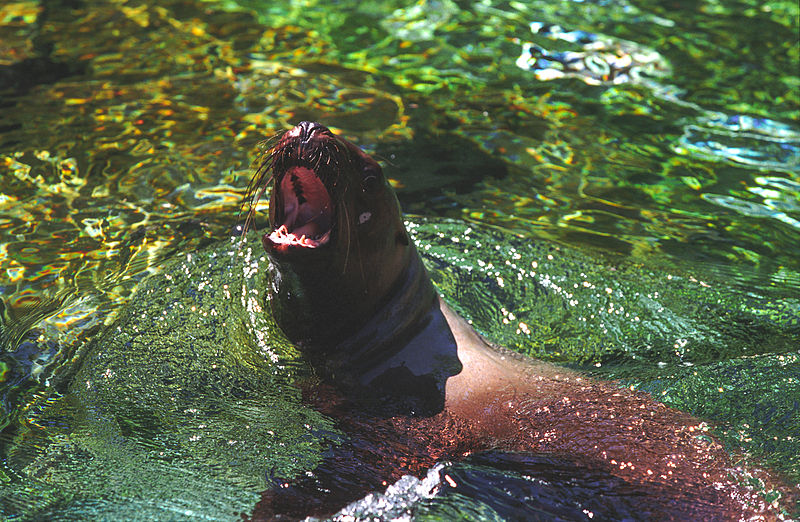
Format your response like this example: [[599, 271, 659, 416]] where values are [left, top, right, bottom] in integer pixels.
[[1, 0, 798, 518]]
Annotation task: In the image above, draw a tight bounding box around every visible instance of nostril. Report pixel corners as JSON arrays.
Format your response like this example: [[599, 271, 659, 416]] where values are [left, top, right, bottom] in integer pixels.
[[295, 121, 332, 144], [297, 121, 316, 133]]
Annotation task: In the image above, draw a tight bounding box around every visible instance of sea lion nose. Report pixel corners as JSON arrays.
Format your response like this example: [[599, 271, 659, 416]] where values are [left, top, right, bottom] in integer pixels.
[[293, 121, 331, 144]]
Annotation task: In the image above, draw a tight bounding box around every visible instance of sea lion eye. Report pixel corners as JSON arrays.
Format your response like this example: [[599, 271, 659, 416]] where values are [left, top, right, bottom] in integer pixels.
[[361, 164, 381, 193]]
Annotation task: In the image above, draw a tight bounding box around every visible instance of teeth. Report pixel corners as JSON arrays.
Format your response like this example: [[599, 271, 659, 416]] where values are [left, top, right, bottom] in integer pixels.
[[268, 225, 328, 248], [273, 224, 289, 238]]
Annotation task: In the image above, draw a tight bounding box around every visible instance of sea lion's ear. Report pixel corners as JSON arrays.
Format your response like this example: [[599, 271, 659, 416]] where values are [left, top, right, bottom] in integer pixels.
[[396, 231, 409, 246]]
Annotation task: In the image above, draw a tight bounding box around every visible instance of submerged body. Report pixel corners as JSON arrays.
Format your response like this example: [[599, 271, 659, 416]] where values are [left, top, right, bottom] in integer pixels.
[[246, 122, 784, 519]]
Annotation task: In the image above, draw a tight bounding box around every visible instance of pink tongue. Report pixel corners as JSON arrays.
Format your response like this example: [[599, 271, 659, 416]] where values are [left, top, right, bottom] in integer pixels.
[[292, 167, 329, 208], [268, 166, 332, 248], [280, 167, 331, 233]]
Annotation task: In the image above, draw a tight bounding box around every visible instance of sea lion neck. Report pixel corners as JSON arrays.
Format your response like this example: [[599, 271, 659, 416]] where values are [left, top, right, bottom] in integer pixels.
[[312, 250, 465, 412], [267, 237, 435, 349], [271, 241, 463, 415]]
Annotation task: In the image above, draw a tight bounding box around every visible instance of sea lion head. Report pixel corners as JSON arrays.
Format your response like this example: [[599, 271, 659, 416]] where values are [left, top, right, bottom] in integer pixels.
[[245, 122, 416, 349]]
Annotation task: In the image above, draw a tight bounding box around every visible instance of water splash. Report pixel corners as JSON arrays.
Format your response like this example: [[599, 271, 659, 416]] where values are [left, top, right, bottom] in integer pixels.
[[333, 462, 446, 520]]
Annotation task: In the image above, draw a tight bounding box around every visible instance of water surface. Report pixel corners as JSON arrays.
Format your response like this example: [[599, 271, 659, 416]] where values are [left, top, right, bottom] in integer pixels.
[[0, 0, 798, 518]]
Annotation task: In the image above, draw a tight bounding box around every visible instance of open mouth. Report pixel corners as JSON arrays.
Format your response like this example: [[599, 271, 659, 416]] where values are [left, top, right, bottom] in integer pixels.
[[266, 165, 334, 250]]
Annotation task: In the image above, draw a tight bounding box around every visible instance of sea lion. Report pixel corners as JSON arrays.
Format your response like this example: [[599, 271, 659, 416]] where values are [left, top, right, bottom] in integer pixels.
[[244, 122, 784, 520]]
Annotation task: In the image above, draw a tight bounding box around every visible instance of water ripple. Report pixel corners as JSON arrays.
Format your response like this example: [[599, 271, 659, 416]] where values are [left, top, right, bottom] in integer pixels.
[[677, 124, 800, 172], [702, 175, 800, 230], [511, 15, 800, 174], [515, 22, 669, 85]]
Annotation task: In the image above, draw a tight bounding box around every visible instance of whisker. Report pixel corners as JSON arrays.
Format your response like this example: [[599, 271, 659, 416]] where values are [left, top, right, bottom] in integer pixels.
[[341, 186, 351, 275], [237, 141, 278, 248]]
